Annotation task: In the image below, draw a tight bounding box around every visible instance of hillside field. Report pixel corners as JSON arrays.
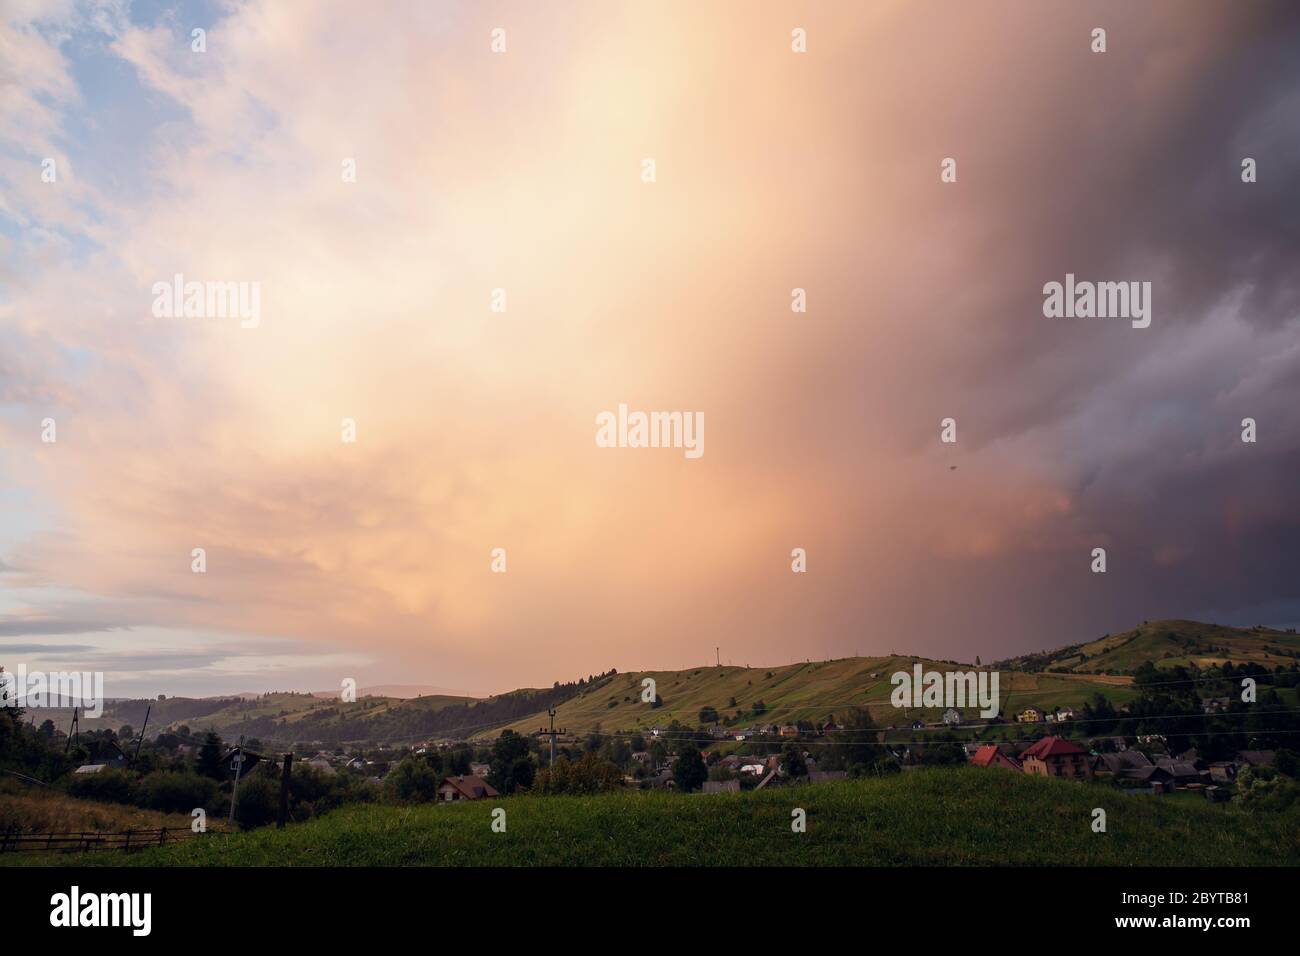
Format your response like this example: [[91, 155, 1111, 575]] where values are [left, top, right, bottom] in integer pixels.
[[9, 769, 1297, 867]]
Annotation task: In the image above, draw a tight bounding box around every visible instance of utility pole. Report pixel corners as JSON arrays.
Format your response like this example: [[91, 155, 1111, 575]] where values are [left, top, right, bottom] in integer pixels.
[[65, 707, 79, 754], [276, 753, 293, 829], [716, 647, 720, 667], [228, 735, 245, 829], [537, 708, 566, 768], [133, 703, 151, 765]]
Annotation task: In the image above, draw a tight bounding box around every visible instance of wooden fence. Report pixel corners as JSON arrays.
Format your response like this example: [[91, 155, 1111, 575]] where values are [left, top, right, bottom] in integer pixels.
[[0, 826, 209, 855]]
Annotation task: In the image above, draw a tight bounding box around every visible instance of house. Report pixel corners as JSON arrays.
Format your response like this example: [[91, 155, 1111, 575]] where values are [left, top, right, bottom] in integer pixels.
[[709, 727, 730, 739], [942, 708, 962, 726], [1235, 751, 1276, 769], [1204, 785, 1231, 803], [739, 762, 766, 776], [702, 779, 741, 794], [631, 751, 652, 763], [910, 720, 926, 730], [1047, 707, 1076, 722], [470, 763, 491, 778], [821, 722, 840, 735], [969, 744, 1021, 771], [645, 769, 675, 789], [779, 724, 799, 738], [1019, 737, 1092, 779], [1208, 762, 1238, 784], [1201, 697, 1230, 714], [1153, 759, 1205, 787], [1016, 708, 1042, 724], [1093, 750, 1152, 776], [74, 763, 108, 775], [437, 774, 499, 802], [1127, 765, 1176, 791]]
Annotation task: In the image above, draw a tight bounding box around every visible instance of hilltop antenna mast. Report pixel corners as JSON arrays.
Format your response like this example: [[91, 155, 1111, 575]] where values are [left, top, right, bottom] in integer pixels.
[[716, 647, 720, 667], [537, 708, 566, 768]]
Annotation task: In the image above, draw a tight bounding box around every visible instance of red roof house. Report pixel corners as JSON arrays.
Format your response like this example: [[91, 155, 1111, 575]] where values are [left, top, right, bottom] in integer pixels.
[[1020, 737, 1092, 779], [970, 744, 1022, 771], [437, 774, 500, 802]]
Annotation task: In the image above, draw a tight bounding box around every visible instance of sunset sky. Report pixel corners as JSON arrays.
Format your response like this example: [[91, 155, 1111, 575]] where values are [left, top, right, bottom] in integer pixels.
[[2, 1, 1298, 699]]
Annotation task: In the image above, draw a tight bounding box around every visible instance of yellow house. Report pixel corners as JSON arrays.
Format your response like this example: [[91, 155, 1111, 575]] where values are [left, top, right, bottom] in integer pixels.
[[1017, 708, 1042, 723]]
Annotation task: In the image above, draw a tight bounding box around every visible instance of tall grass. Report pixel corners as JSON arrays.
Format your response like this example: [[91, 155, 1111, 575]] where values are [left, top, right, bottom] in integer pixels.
[[12, 768, 1298, 867]]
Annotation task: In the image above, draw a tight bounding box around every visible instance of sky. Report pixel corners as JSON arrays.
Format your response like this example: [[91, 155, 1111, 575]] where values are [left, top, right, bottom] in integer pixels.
[[1, 0, 1298, 699]]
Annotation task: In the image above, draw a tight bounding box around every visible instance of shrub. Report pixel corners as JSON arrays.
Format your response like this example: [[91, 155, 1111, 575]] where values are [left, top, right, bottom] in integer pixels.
[[138, 771, 218, 814], [65, 768, 136, 805]]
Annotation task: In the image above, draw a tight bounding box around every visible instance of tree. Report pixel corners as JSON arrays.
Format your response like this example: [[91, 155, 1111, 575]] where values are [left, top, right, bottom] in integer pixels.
[[384, 757, 441, 803], [196, 731, 225, 779], [673, 745, 707, 792], [698, 705, 719, 725], [781, 743, 808, 778], [532, 753, 624, 795], [488, 730, 534, 794]]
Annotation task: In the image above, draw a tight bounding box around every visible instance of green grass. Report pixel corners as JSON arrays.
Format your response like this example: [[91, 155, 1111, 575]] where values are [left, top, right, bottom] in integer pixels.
[[12, 769, 1298, 867]]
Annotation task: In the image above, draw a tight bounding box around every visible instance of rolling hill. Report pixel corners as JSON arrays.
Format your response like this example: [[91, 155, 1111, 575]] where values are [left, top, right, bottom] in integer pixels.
[[26, 619, 1297, 749], [997, 619, 1300, 675]]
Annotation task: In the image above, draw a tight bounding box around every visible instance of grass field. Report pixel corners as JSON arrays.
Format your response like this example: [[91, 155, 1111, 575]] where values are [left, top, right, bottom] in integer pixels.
[[9, 769, 1297, 867], [0, 779, 214, 834]]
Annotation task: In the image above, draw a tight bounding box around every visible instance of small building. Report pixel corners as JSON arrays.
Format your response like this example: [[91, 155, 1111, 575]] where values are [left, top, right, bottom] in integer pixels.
[[1154, 759, 1205, 787], [1016, 708, 1042, 724], [1093, 750, 1152, 776], [1208, 762, 1237, 784], [437, 774, 499, 802], [779, 725, 799, 738], [942, 708, 962, 727]]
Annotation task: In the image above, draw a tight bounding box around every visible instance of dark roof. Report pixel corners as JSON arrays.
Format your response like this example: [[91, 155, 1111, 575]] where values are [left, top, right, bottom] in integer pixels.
[[1236, 751, 1276, 767], [439, 774, 499, 799]]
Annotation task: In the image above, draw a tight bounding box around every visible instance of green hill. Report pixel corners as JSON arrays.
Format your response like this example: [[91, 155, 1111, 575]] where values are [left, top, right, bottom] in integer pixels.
[[485, 656, 1143, 741], [999, 619, 1300, 676], [16, 769, 1298, 867]]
